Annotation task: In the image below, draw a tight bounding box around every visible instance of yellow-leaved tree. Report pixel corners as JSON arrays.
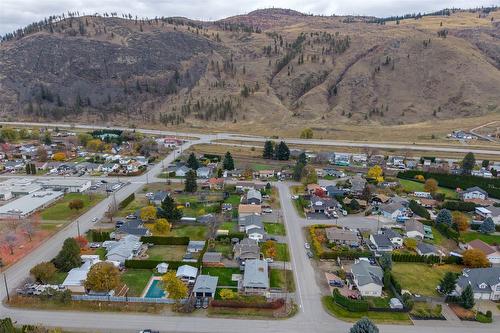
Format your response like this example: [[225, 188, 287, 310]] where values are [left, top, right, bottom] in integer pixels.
[[161, 271, 188, 301], [367, 165, 384, 183]]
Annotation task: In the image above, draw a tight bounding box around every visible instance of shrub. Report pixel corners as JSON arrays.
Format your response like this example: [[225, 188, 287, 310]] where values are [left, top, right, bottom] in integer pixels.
[[215, 232, 245, 241], [332, 289, 369, 312], [119, 193, 135, 209], [441, 201, 476, 212], [211, 298, 284, 309], [476, 311, 493, 323], [409, 200, 430, 219], [30, 262, 57, 283], [87, 230, 111, 242]]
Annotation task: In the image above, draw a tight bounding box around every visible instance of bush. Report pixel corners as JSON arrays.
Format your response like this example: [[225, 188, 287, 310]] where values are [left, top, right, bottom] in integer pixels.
[[409, 200, 430, 219], [476, 311, 493, 323], [124, 260, 189, 269], [211, 298, 284, 309], [215, 232, 245, 241], [332, 288, 369, 312], [140, 236, 189, 245], [441, 201, 476, 212], [410, 303, 443, 320], [87, 230, 111, 242], [30, 262, 57, 283], [119, 193, 135, 209]]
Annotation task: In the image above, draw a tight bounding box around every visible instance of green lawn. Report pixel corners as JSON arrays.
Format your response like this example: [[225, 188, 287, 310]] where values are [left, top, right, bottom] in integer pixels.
[[270, 269, 295, 292], [252, 163, 274, 171], [292, 198, 306, 218], [460, 232, 500, 245], [224, 194, 242, 205], [429, 226, 445, 245], [322, 297, 411, 324], [202, 267, 240, 287], [213, 243, 233, 258], [95, 247, 107, 260], [167, 225, 207, 240], [41, 193, 105, 221], [392, 263, 463, 296], [147, 245, 187, 261], [365, 297, 390, 308], [48, 271, 68, 285], [120, 269, 153, 296], [260, 243, 290, 261], [116, 197, 148, 217], [219, 221, 236, 232], [264, 222, 286, 236], [398, 179, 458, 199]]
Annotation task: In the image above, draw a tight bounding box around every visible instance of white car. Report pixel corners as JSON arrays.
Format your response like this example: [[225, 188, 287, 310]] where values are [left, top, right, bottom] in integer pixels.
[[265, 258, 274, 263], [342, 210, 348, 216], [291, 195, 299, 200], [304, 242, 310, 249], [92, 217, 98, 223], [262, 208, 273, 214]]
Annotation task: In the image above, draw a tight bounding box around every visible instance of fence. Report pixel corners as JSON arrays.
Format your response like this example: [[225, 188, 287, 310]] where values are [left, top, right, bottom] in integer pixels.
[[72, 295, 185, 304]]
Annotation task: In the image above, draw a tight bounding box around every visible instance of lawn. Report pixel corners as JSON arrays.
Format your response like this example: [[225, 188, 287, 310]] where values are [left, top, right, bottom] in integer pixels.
[[120, 269, 153, 296], [41, 193, 105, 221], [48, 271, 68, 285], [460, 232, 500, 245], [322, 297, 412, 324], [146, 245, 187, 261], [202, 267, 240, 287], [264, 222, 286, 236], [116, 197, 148, 217], [392, 263, 463, 296], [167, 225, 207, 240], [219, 221, 236, 232], [95, 247, 107, 260], [292, 197, 306, 218], [213, 243, 233, 258], [224, 194, 242, 205], [398, 179, 458, 199], [261, 242, 290, 261], [365, 297, 390, 308], [252, 163, 274, 171], [270, 269, 295, 292]]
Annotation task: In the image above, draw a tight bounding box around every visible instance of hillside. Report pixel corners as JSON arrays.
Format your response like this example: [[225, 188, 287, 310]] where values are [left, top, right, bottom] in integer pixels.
[[0, 8, 499, 137]]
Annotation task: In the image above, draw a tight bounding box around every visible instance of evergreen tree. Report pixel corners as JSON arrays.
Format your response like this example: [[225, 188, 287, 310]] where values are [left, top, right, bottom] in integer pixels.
[[436, 209, 452, 227], [461, 152, 476, 175], [350, 318, 379, 333], [263, 140, 274, 159], [293, 162, 305, 181], [53, 238, 81, 272], [297, 152, 307, 165], [186, 152, 199, 170], [460, 284, 475, 309], [223, 151, 235, 170], [379, 252, 392, 272], [25, 164, 31, 175], [274, 141, 290, 160], [184, 170, 197, 193], [159, 195, 183, 221], [479, 217, 495, 234], [30, 163, 36, 174], [439, 272, 458, 295]]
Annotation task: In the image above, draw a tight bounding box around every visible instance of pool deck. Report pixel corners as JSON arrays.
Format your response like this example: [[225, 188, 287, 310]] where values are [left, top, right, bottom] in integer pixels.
[[141, 276, 168, 298]]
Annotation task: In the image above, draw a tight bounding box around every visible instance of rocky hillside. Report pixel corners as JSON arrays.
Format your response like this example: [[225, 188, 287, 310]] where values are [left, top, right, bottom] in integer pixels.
[[0, 8, 499, 133]]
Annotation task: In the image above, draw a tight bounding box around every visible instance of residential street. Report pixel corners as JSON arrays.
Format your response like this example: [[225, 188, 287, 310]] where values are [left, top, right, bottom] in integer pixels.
[[0, 125, 499, 333]]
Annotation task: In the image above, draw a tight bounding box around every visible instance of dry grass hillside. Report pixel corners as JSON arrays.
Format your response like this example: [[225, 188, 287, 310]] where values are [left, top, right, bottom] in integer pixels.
[[0, 8, 499, 140]]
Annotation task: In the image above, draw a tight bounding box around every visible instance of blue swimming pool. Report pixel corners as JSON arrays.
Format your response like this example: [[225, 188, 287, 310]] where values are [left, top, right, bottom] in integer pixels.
[[144, 279, 166, 298]]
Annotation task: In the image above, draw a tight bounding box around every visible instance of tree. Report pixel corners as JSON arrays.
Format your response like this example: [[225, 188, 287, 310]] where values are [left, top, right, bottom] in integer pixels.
[[297, 152, 307, 165], [84, 262, 120, 292], [262, 240, 277, 259], [159, 196, 183, 221], [186, 152, 199, 170], [86, 139, 106, 152], [219, 288, 237, 300], [300, 128, 313, 139], [361, 185, 372, 202], [424, 178, 438, 194], [30, 262, 57, 283], [77, 133, 93, 146], [439, 272, 458, 295], [403, 238, 417, 250], [68, 199, 84, 212], [301, 165, 318, 185], [479, 217, 495, 234], [74, 235, 88, 249], [435, 209, 452, 227], [140, 205, 157, 222], [3, 232, 18, 255], [349, 199, 361, 212], [36, 146, 48, 162], [184, 170, 198, 193], [379, 253, 392, 272], [414, 174, 425, 182], [482, 159, 490, 168], [53, 238, 81, 272], [155, 218, 171, 234], [461, 152, 476, 175], [460, 284, 475, 309], [222, 151, 234, 170], [262, 140, 274, 159], [350, 318, 379, 333], [274, 141, 290, 160], [367, 165, 384, 183], [462, 249, 489, 268], [293, 161, 305, 181], [52, 152, 66, 161], [452, 212, 469, 232], [161, 271, 188, 301]]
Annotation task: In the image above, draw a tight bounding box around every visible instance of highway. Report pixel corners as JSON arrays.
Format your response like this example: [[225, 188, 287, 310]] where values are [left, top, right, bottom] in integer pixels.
[[0, 123, 499, 332]]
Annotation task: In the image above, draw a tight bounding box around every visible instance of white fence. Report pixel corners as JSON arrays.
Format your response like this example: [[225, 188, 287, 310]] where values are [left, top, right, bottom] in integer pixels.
[[72, 295, 185, 304]]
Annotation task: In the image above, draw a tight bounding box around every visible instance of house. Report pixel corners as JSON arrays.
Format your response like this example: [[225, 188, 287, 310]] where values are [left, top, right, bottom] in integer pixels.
[[413, 192, 432, 199], [196, 167, 212, 179], [247, 227, 265, 242], [405, 219, 425, 239], [61, 255, 101, 293], [246, 189, 262, 205], [101, 163, 119, 173], [369, 234, 393, 252], [379, 200, 409, 222], [310, 195, 337, 214], [371, 194, 391, 205], [187, 241, 206, 253], [325, 185, 347, 198], [238, 204, 262, 217], [202, 252, 223, 266], [151, 191, 169, 206], [192, 275, 218, 298], [460, 186, 488, 201], [175, 166, 191, 177], [466, 240, 500, 264], [350, 176, 366, 196], [156, 263, 169, 274], [351, 260, 383, 297], [306, 184, 323, 194], [104, 235, 143, 264], [325, 228, 359, 247], [416, 242, 438, 256], [258, 170, 275, 179], [176, 265, 198, 284], [323, 168, 346, 178], [455, 267, 500, 300], [239, 214, 265, 242], [113, 219, 151, 239], [419, 198, 438, 208], [234, 238, 260, 265], [241, 259, 269, 295], [380, 229, 403, 247], [475, 206, 500, 224], [197, 214, 216, 224], [206, 177, 225, 190], [334, 153, 350, 166]]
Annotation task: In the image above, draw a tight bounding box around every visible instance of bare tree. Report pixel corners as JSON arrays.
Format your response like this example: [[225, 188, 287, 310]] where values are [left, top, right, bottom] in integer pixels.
[[4, 232, 18, 255]]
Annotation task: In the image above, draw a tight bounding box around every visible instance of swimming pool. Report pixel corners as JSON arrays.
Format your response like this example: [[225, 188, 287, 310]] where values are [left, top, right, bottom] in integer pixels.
[[144, 279, 166, 298]]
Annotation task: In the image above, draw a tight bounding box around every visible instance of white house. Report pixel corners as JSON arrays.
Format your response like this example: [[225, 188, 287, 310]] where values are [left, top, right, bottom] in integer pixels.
[[61, 255, 100, 293], [405, 219, 425, 239], [455, 268, 500, 300], [176, 265, 198, 284], [380, 229, 403, 247], [351, 260, 383, 297], [175, 166, 191, 177], [460, 186, 488, 201], [379, 201, 409, 221], [475, 206, 500, 225]]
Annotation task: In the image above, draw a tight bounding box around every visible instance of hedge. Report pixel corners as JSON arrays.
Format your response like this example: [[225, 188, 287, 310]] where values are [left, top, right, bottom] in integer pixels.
[[124, 260, 191, 269], [140, 236, 190, 245], [409, 200, 430, 219], [436, 223, 459, 241], [119, 193, 135, 209], [332, 289, 369, 312], [392, 253, 462, 265], [441, 201, 476, 212], [211, 298, 284, 309], [215, 232, 245, 241], [397, 170, 500, 199], [319, 250, 372, 260], [87, 230, 110, 242]]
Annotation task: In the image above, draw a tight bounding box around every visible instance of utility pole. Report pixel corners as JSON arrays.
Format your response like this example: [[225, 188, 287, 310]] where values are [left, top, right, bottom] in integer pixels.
[[76, 219, 81, 238], [0, 260, 9, 302]]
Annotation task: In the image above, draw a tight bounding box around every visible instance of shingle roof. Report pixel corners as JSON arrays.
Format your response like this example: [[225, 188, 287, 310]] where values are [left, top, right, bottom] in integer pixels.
[[371, 234, 393, 248], [467, 239, 496, 256], [193, 275, 218, 294], [456, 267, 500, 293], [405, 219, 425, 235], [416, 242, 436, 255], [463, 186, 488, 195], [243, 259, 269, 289], [351, 260, 383, 286]]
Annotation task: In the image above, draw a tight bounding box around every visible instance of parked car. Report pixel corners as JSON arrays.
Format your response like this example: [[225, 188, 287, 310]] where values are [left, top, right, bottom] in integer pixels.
[[262, 208, 273, 214], [126, 214, 136, 219], [202, 297, 209, 309], [139, 330, 159, 333], [265, 258, 274, 263], [304, 242, 310, 249], [291, 195, 299, 200], [329, 280, 344, 287], [89, 242, 101, 249], [306, 250, 313, 258], [92, 217, 98, 223]]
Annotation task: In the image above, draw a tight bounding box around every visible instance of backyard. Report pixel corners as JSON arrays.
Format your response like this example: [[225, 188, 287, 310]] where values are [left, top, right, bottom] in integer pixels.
[[460, 231, 500, 245], [260, 243, 290, 261], [398, 179, 458, 200], [201, 267, 240, 287], [270, 269, 295, 292], [391, 263, 463, 296], [41, 193, 105, 221], [168, 225, 207, 240], [264, 223, 286, 236], [146, 245, 187, 261], [120, 269, 153, 296]]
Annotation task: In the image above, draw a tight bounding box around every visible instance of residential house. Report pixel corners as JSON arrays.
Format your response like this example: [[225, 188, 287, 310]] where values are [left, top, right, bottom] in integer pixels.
[[455, 267, 500, 300], [306, 183, 323, 195], [460, 186, 488, 201], [419, 198, 438, 209], [309, 195, 337, 214], [351, 260, 383, 297], [472, 168, 493, 178], [233, 238, 261, 265], [352, 154, 368, 164], [369, 234, 394, 252], [238, 204, 262, 218], [61, 255, 101, 293], [258, 170, 275, 179], [405, 219, 425, 239], [466, 240, 500, 264], [176, 265, 198, 284], [196, 167, 212, 179], [104, 235, 143, 264], [151, 191, 169, 206], [325, 228, 359, 247], [175, 166, 191, 177], [245, 189, 262, 205], [239, 214, 265, 242], [113, 219, 151, 239], [202, 252, 223, 266], [187, 241, 206, 253], [475, 206, 500, 225], [206, 177, 225, 190], [325, 185, 347, 198], [241, 259, 269, 295], [192, 275, 218, 298], [371, 194, 391, 205], [101, 163, 119, 173], [334, 153, 350, 166], [350, 175, 367, 196], [380, 229, 403, 247], [416, 242, 438, 256], [323, 168, 346, 178], [379, 200, 409, 222]]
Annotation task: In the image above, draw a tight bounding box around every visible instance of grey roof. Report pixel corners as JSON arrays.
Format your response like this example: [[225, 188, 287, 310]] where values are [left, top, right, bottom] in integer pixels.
[[187, 241, 206, 251], [234, 238, 260, 260], [416, 242, 437, 255], [485, 205, 500, 216], [463, 186, 488, 195], [240, 214, 263, 228], [405, 219, 425, 235], [380, 202, 405, 214], [116, 219, 149, 236], [310, 195, 337, 209], [371, 234, 393, 248], [381, 229, 401, 239], [152, 191, 169, 202], [351, 260, 383, 286], [193, 275, 218, 294], [202, 252, 222, 263], [247, 189, 262, 202], [456, 267, 500, 293], [243, 259, 269, 289], [325, 228, 358, 243]]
